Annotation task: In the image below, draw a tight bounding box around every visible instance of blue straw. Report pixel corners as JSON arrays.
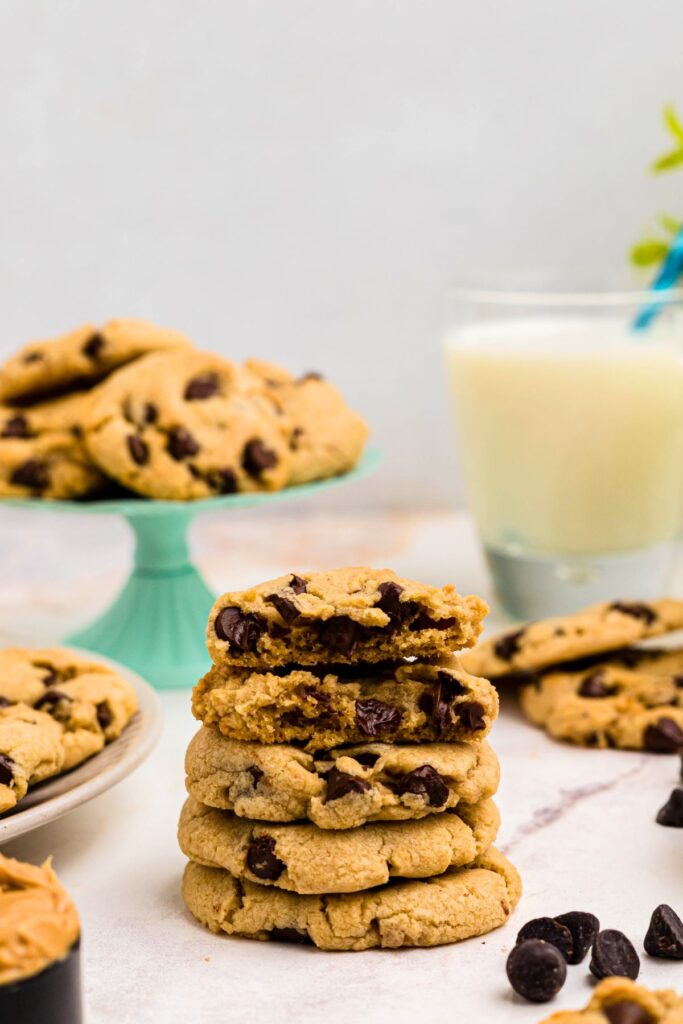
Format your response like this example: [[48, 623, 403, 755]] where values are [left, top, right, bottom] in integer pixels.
[[633, 225, 683, 330]]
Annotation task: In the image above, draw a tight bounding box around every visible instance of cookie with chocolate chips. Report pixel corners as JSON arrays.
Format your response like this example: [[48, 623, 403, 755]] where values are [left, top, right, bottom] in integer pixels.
[[207, 567, 487, 668], [178, 794, 499, 893], [185, 726, 499, 829], [192, 658, 498, 751], [83, 349, 291, 499], [536, 975, 683, 1023]]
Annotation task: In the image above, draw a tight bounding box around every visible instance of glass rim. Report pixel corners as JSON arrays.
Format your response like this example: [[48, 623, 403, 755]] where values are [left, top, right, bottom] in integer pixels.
[[447, 284, 683, 307]]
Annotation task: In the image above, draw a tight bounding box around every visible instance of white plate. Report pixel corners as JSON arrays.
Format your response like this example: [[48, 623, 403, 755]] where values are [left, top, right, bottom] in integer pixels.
[[0, 658, 162, 843]]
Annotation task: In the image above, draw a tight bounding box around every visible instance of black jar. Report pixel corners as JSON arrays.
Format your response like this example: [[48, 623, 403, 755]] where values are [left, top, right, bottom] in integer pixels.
[[0, 937, 82, 1023]]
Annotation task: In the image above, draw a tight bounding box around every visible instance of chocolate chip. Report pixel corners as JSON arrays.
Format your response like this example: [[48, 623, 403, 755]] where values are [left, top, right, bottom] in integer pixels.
[[494, 628, 526, 661], [96, 702, 112, 730], [324, 767, 371, 802], [0, 697, 12, 708], [437, 671, 467, 695], [579, 672, 617, 698], [167, 427, 200, 460], [2, 415, 29, 438], [351, 751, 380, 768], [644, 717, 683, 753], [457, 701, 487, 732], [554, 911, 600, 964], [143, 403, 158, 424], [318, 616, 363, 658], [246, 835, 285, 880], [248, 766, 264, 787], [269, 927, 310, 944], [11, 459, 49, 490], [214, 606, 265, 652], [267, 594, 300, 625], [23, 351, 43, 363], [127, 434, 149, 466], [644, 904, 683, 959], [396, 765, 449, 807], [299, 371, 323, 382], [208, 468, 238, 494], [609, 601, 656, 625], [603, 1003, 654, 1024], [516, 918, 574, 961], [506, 939, 566, 1003], [83, 332, 104, 359], [656, 787, 683, 827], [290, 426, 303, 450], [355, 699, 401, 737], [409, 613, 456, 631], [184, 373, 220, 400], [418, 681, 453, 736], [376, 581, 412, 626], [590, 929, 640, 980], [242, 439, 278, 477], [0, 754, 14, 786], [289, 574, 307, 594], [41, 669, 57, 687], [34, 689, 70, 711]]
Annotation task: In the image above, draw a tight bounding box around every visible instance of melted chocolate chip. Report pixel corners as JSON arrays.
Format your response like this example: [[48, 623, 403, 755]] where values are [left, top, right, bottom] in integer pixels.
[[289, 575, 307, 594], [83, 333, 104, 359], [143, 403, 158, 424], [127, 434, 149, 466], [396, 765, 449, 807], [34, 689, 71, 711], [506, 939, 567, 1003], [96, 702, 112, 730], [214, 606, 265, 651], [578, 672, 617, 699], [208, 468, 238, 494], [0, 754, 14, 786], [11, 459, 49, 490], [554, 911, 600, 964], [409, 613, 456, 631], [267, 594, 300, 625], [246, 836, 285, 880], [436, 670, 467, 696], [590, 929, 640, 980], [269, 927, 310, 944], [609, 601, 656, 625], [494, 628, 526, 661], [516, 917, 574, 961], [318, 617, 363, 658], [324, 767, 371, 802], [167, 427, 200, 460], [41, 669, 57, 687], [375, 581, 412, 626], [418, 683, 451, 735], [355, 699, 401, 737], [644, 717, 683, 753], [603, 1003, 654, 1024], [656, 787, 683, 827], [457, 702, 487, 731], [184, 373, 220, 400], [644, 904, 683, 959], [248, 766, 264, 787], [242, 439, 278, 477], [2, 415, 29, 438]]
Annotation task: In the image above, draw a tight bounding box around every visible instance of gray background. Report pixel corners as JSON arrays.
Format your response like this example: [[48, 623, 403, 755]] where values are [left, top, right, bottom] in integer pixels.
[[1, 0, 681, 508]]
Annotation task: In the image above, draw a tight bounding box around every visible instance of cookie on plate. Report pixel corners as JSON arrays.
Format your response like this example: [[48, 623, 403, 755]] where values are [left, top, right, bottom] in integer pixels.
[[182, 846, 521, 950], [192, 658, 498, 751], [83, 348, 291, 500], [178, 795, 499, 894], [206, 567, 488, 668], [185, 727, 500, 828], [0, 319, 190, 404], [538, 976, 683, 1023]]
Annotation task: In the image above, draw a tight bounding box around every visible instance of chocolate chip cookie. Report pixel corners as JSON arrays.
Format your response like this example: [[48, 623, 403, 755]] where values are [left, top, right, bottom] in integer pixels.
[[462, 599, 683, 682], [0, 319, 190, 404], [178, 794, 499, 893], [519, 648, 683, 751], [537, 976, 683, 1023], [182, 845, 522, 950], [192, 658, 498, 751], [207, 567, 487, 668], [185, 726, 500, 828], [84, 348, 291, 499]]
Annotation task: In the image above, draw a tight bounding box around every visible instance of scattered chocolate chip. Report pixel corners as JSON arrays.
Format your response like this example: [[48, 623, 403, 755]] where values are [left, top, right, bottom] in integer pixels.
[[603, 1003, 654, 1024], [290, 426, 303, 450], [396, 765, 449, 807], [590, 929, 640, 980], [167, 427, 200, 460], [208, 468, 238, 494], [127, 434, 149, 466], [351, 751, 380, 768], [246, 835, 285, 880], [644, 904, 683, 959], [214, 606, 265, 651], [318, 617, 363, 658], [656, 788, 683, 827], [578, 671, 618, 698], [289, 574, 307, 594], [23, 351, 43, 363], [96, 702, 112, 730], [184, 373, 220, 400], [83, 332, 104, 359], [644, 718, 683, 753], [324, 767, 371, 802], [0, 754, 14, 786], [355, 699, 401, 737], [248, 766, 264, 787], [1, 415, 29, 438], [494, 628, 526, 661], [506, 939, 567, 1003], [34, 689, 70, 711], [267, 594, 300, 625], [609, 601, 656, 625], [11, 459, 49, 490], [409, 613, 456, 631], [516, 917, 574, 961], [269, 927, 310, 944], [242, 439, 278, 477], [376, 582, 413, 626], [457, 702, 487, 732], [554, 911, 600, 964]]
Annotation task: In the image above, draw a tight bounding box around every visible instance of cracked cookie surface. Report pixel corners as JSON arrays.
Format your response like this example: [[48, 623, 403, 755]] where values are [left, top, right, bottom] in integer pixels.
[[178, 795, 499, 894], [538, 976, 683, 1023], [185, 726, 499, 828], [192, 658, 498, 751], [207, 567, 487, 668], [182, 846, 521, 950]]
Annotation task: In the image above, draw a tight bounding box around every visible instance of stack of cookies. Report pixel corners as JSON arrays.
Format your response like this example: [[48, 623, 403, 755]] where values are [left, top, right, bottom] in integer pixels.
[[179, 567, 522, 951], [0, 319, 368, 500]]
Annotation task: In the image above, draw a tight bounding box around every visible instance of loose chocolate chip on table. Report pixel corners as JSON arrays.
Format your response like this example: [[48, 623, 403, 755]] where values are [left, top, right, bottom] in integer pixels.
[[516, 917, 574, 961], [609, 601, 656, 624], [242, 439, 278, 477], [603, 1003, 654, 1024], [34, 689, 71, 711], [457, 702, 487, 732], [208, 468, 238, 494], [656, 787, 683, 827], [1, 415, 29, 438], [324, 767, 371, 802], [83, 333, 105, 359], [127, 434, 150, 466], [494, 628, 526, 661], [554, 911, 600, 964], [11, 459, 49, 490], [643, 717, 683, 753], [246, 835, 285, 880], [590, 929, 640, 980], [396, 765, 449, 807], [579, 672, 617, 699], [318, 616, 363, 658], [644, 904, 683, 959], [269, 927, 310, 944], [289, 574, 307, 594], [184, 373, 220, 400], [267, 594, 300, 625], [506, 939, 567, 1003], [214, 606, 265, 651], [96, 702, 112, 730], [0, 754, 15, 786], [248, 766, 264, 787], [167, 427, 200, 460], [355, 699, 401, 738]]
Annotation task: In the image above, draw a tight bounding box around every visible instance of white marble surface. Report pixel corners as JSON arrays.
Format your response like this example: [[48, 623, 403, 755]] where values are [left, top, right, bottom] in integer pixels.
[[2, 508, 682, 1023]]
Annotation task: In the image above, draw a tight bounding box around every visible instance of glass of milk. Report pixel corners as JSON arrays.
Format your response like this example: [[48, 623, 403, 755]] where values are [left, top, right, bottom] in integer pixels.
[[444, 287, 683, 618]]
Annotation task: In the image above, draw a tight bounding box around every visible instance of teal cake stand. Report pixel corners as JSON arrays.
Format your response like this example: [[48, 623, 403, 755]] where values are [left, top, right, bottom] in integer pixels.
[[1, 450, 380, 690]]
